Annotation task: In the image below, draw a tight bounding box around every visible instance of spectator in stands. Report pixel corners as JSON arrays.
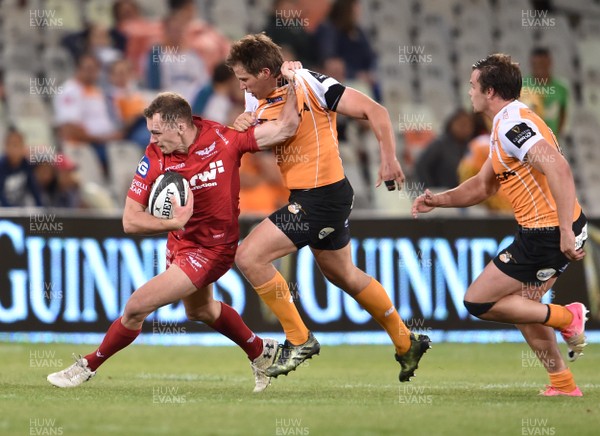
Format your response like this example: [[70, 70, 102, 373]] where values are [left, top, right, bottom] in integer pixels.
[[54, 53, 124, 176], [521, 47, 569, 136], [112, 0, 163, 77], [145, 11, 210, 102], [192, 62, 244, 125], [107, 58, 150, 147], [87, 24, 124, 85], [62, 22, 126, 67], [415, 108, 474, 188], [263, 0, 318, 69], [314, 0, 379, 98], [34, 154, 83, 208], [168, 0, 231, 74], [0, 127, 43, 207], [458, 113, 512, 212]]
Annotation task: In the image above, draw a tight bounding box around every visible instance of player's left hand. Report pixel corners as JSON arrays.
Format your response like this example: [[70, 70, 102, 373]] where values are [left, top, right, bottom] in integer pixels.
[[376, 158, 405, 191], [560, 229, 585, 261], [281, 61, 303, 83]]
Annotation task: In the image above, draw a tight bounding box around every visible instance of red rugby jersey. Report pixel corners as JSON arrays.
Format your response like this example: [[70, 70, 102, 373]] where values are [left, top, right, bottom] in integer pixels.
[[127, 116, 259, 247]]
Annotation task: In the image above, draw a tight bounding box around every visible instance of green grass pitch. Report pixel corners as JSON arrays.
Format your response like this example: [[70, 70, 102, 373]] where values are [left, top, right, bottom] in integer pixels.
[[1, 341, 598, 435]]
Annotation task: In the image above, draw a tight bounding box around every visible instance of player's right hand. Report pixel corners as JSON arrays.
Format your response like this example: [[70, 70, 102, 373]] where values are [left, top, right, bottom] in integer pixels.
[[281, 60, 303, 83], [412, 189, 437, 218], [171, 186, 194, 229], [560, 229, 585, 261], [233, 111, 257, 132]]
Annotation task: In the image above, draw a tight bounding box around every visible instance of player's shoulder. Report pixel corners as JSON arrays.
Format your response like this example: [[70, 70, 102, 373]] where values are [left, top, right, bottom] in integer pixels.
[[495, 102, 540, 151], [135, 144, 162, 179], [195, 117, 242, 147], [496, 101, 534, 133], [295, 68, 340, 87]]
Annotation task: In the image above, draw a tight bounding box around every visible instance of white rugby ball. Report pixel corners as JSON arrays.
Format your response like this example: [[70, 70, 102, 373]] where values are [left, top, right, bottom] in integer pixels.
[[148, 172, 189, 219]]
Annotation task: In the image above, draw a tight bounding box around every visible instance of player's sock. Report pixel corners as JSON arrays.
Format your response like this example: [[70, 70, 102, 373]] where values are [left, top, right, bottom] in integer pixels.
[[208, 302, 263, 361], [548, 368, 578, 393], [543, 304, 574, 330], [254, 271, 309, 345], [353, 278, 411, 354], [84, 316, 141, 371]]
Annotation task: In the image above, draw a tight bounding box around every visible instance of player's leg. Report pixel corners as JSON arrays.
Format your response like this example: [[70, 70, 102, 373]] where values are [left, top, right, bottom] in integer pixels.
[[47, 264, 196, 388], [513, 285, 582, 396], [311, 243, 430, 382], [183, 285, 278, 392], [183, 284, 263, 359], [516, 323, 581, 396], [235, 217, 311, 346], [464, 262, 585, 334]]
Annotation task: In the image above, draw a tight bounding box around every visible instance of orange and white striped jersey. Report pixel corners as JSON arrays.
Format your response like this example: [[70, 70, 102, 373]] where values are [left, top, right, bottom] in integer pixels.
[[490, 100, 581, 228], [245, 69, 345, 189]]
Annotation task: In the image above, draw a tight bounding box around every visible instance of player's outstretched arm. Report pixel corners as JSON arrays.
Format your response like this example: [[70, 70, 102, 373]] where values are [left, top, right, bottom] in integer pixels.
[[253, 65, 300, 150], [122, 188, 194, 235], [334, 88, 404, 190], [411, 158, 499, 218], [525, 139, 584, 261]]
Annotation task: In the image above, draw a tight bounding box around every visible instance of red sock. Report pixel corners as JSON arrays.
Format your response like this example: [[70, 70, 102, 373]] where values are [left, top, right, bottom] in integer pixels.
[[85, 317, 141, 371], [208, 302, 263, 360]]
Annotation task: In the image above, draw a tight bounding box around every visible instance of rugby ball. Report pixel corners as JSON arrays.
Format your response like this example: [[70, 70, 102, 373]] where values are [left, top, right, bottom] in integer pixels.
[[148, 172, 189, 219]]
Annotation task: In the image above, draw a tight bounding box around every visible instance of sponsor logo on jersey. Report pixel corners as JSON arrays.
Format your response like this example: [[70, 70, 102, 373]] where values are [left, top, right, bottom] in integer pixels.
[[215, 129, 229, 145], [195, 142, 216, 157], [190, 160, 225, 188], [129, 179, 148, 196], [495, 170, 517, 182], [165, 162, 186, 171], [266, 96, 283, 104], [506, 122, 536, 148], [318, 227, 335, 239], [536, 268, 556, 282], [499, 251, 513, 263], [136, 155, 150, 178]]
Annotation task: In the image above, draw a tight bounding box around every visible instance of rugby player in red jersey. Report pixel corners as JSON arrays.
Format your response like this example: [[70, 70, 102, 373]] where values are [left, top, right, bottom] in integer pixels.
[[47, 64, 300, 393]]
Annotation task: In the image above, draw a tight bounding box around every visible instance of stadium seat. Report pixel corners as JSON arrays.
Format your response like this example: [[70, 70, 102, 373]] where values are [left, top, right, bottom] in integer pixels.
[[207, 0, 250, 40], [135, 0, 169, 19], [106, 141, 144, 203], [338, 140, 370, 209], [495, 33, 533, 74], [3, 44, 41, 73], [62, 143, 105, 187], [578, 39, 600, 88], [83, 0, 113, 27], [12, 117, 54, 148], [80, 182, 118, 210], [43, 0, 84, 31], [42, 46, 75, 87], [576, 17, 600, 40], [553, 0, 600, 15], [421, 86, 458, 127], [418, 0, 457, 24]]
